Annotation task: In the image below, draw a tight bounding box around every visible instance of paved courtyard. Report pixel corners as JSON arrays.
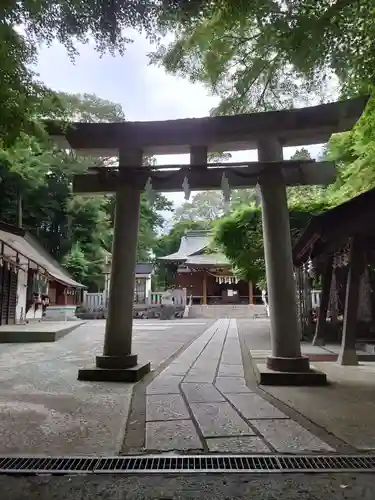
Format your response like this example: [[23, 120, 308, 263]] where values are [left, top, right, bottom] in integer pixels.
[[0, 319, 212, 456], [0, 318, 374, 456]]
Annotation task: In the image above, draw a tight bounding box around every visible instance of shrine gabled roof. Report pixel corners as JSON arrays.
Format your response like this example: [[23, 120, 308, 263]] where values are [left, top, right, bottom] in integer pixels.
[[293, 187, 375, 266], [185, 253, 230, 267], [46, 96, 368, 156], [158, 230, 211, 261], [0, 222, 85, 288]]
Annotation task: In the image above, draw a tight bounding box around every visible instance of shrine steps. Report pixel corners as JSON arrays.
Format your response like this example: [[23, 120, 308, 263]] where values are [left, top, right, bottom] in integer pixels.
[[188, 304, 267, 319]]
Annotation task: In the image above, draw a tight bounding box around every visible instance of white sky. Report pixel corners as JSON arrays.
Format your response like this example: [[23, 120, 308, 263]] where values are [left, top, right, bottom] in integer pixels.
[[35, 29, 324, 208]]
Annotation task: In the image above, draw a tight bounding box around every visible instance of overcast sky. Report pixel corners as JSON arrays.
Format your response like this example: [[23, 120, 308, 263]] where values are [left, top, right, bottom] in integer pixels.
[[36, 29, 323, 209]]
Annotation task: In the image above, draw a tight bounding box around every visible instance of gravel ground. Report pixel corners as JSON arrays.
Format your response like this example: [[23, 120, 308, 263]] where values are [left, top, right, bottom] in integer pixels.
[[0, 473, 374, 499]]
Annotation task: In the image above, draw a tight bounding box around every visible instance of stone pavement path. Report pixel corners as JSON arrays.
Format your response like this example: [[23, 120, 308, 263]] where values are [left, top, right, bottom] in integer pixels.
[[144, 319, 334, 454]]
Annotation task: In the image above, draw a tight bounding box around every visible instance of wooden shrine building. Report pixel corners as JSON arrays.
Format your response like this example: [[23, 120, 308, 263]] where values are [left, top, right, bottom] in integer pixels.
[[0, 221, 84, 325], [293, 187, 375, 365], [159, 230, 260, 304], [46, 95, 367, 385]]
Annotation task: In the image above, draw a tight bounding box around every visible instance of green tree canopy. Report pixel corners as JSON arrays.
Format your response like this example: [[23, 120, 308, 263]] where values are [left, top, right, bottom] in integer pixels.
[[325, 94, 375, 205], [213, 200, 327, 289], [62, 242, 89, 283], [151, 0, 373, 113], [173, 189, 257, 223], [286, 148, 328, 208]]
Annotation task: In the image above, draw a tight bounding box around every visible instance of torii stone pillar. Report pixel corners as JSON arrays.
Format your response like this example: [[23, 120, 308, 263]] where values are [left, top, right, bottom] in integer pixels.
[[257, 138, 326, 385], [78, 149, 151, 382]]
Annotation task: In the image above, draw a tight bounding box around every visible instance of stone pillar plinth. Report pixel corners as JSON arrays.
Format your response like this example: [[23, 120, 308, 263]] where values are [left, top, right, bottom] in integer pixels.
[[256, 139, 326, 385], [78, 150, 150, 383]]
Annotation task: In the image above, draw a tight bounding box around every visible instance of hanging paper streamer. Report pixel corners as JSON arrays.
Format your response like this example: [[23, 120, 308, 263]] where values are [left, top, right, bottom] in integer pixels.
[[221, 172, 231, 212], [215, 275, 239, 284], [144, 177, 155, 203], [182, 176, 191, 201], [255, 182, 262, 208], [307, 258, 316, 279]]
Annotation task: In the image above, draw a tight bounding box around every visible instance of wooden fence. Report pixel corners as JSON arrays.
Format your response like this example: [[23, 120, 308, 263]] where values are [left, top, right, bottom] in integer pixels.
[[82, 288, 187, 312]]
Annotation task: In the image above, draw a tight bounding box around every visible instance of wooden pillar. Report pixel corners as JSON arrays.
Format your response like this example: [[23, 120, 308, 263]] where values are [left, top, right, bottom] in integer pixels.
[[249, 281, 254, 304], [337, 237, 364, 366], [202, 271, 207, 305], [312, 257, 333, 346], [330, 268, 339, 325]]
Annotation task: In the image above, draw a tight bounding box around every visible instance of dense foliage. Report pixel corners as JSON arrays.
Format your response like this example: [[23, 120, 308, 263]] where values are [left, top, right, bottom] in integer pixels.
[[152, 0, 373, 113], [173, 190, 257, 223], [0, 92, 172, 290]]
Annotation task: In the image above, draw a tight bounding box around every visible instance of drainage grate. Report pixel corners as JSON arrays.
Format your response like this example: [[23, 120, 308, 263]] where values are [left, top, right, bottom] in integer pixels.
[[0, 457, 98, 475], [94, 455, 281, 473], [0, 455, 375, 475]]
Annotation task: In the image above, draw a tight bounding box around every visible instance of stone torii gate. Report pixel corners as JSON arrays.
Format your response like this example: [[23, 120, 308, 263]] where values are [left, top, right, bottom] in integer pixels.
[[47, 96, 367, 384]]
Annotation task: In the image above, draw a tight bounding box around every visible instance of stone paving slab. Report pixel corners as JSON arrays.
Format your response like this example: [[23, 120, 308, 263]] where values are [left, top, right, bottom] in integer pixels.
[[184, 368, 217, 383], [224, 393, 289, 419], [162, 362, 193, 376], [190, 402, 256, 437], [214, 377, 253, 394], [181, 383, 225, 403], [220, 343, 243, 365], [206, 436, 271, 452], [146, 376, 182, 395], [145, 420, 203, 451], [146, 394, 190, 421], [217, 363, 244, 377], [251, 419, 334, 452]]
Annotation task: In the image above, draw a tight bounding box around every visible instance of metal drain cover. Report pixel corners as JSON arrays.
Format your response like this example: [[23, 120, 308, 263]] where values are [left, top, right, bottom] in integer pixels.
[[0, 455, 375, 475]]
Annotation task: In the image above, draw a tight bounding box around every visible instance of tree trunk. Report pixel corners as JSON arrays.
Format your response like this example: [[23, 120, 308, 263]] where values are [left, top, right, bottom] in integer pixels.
[[16, 191, 23, 228]]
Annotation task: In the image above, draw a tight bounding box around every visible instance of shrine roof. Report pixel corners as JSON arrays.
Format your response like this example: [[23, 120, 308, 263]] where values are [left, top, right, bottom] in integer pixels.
[[135, 263, 153, 275], [46, 96, 368, 156], [0, 222, 85, 288], [158, 230, 211, 261], [293, 187, 375, 266], [185, 253, 230, 267]]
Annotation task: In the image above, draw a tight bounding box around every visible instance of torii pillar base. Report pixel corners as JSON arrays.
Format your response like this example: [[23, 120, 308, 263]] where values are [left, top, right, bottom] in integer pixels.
[[255, 356, 327, 386], [78, 354, 150, 383]]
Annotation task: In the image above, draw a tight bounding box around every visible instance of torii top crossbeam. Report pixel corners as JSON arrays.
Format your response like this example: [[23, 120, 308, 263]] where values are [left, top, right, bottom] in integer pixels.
[[47, 96, 368, 157]]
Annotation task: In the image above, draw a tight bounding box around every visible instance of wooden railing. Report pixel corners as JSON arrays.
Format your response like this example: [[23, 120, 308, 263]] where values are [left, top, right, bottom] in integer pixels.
[[149, 289, 187, 306]]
